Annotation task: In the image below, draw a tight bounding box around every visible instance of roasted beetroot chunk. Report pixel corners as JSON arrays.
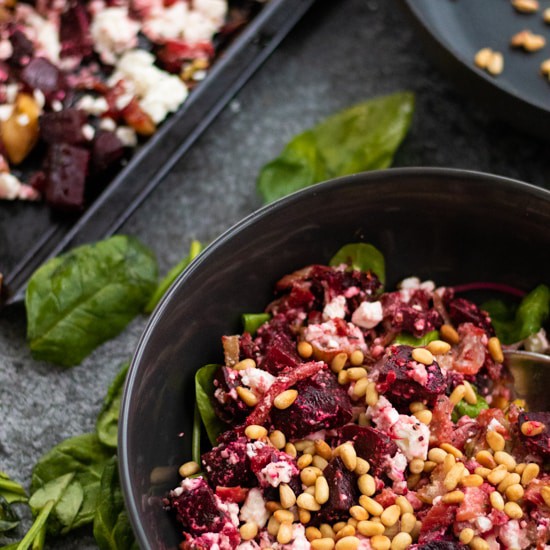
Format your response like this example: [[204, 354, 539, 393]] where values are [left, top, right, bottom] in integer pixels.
[[90, 130, 125, 174], [45, 143, 90, 211], [317, 457, 359, 523], [20, 57, 65, 101], [257, 330, 301, 375], [40, 109, 87, 145], [518, 411, 550, 460], [249, 445, 299, 489], [444, 294, 494, 336], [375, 345, 446, 406], [212, 367, 250, 425], [201, 436, 256, 489], [412, 543, 468, 550], [59, 3, 93, 60], [270, 369, 353, 438], [339, 425, 399, 477]]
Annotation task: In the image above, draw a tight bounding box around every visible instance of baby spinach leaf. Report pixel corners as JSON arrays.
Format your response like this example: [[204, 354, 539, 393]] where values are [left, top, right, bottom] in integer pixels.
[[393, 330, 439, 347], [144, 240, 203, 314], [482, 284, 550, 344], [242, 313, 271, 335], [195, 364, 226, 446], [96, 363, 130, 450], [0, 472, 27, 504], [26, 235, 158, 367], [257, 91, 414, 203], [452, 390, 489, 422], [31, 433, 113, 535], [93, 457, 137, 550], [329, 243, 386, 284], [0, 495, 19, 534]]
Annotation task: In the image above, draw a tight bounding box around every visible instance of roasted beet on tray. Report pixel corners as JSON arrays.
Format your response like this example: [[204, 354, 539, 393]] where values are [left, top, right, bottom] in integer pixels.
[[165, 247, 550, 549]]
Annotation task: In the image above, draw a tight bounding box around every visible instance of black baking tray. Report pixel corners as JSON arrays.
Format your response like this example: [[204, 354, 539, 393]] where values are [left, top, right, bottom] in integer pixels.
[[0, 0, 317, 308]]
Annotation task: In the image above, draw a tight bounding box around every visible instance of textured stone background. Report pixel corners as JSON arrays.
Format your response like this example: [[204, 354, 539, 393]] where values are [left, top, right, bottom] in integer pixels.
[[1, 0, 549, 548]]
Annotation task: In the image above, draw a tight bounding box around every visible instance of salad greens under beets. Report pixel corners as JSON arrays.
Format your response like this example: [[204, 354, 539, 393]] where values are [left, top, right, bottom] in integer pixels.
[[168, 242, 550, 550]]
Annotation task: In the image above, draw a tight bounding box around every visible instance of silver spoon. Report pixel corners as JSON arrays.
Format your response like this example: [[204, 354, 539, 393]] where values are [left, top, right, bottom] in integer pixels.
[[503, 350, 550, 412]]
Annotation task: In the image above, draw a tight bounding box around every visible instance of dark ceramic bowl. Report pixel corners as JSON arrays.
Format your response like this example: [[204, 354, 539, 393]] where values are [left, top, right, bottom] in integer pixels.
[[119, 167, 550, 549]]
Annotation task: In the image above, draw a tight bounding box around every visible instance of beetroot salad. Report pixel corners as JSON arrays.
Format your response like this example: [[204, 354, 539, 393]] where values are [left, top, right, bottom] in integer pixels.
[[165, 243, 550, 550]]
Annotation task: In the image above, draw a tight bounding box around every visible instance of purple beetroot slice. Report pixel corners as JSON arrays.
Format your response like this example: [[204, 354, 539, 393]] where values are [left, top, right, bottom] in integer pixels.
[[20, 57, 65, 100], [91, 130, 124, 174], [59, 3, 93, 59], [40, 109, 87, 145], [445, 295, 494, 336]]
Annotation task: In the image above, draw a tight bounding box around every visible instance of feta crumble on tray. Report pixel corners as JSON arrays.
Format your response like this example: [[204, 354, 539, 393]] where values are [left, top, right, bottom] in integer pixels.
[[166, 252, 550, 550], [0, 0, 246, 211]]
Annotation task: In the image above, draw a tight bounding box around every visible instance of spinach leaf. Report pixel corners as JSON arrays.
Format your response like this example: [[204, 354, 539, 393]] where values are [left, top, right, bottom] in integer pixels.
[[393, 330, 439, 347], [452, 391, 489, 422], [257, 91, 414, 203], [195, 365, 226, 446], [145, 240, 203, 314], [26, 235, 158, 367], [0, 472, 27, 504], [96, 363, 129, 450], [0, 495, 19, 534], [329, 243, 386, 284], [31, 434, 113, 535], [242, 313, 271, 335], [93, 457, 137, 550], [482, 284, 550, 344]]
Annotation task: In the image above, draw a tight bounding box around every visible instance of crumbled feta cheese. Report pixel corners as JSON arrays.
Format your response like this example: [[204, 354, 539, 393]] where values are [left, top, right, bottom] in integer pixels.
[[323, 295, 347, 321], [258, 461, 296, 487], [0, 173, 40, 201], [398, 277, 435, 302], [99, 117, 117, 131], [499, 519, 531, 549], [272, 524, 309, 550], [52, 100, 63, 112], [33, 89, 45, 110], [77, 95, 109, 116], [82, 124, 95, 141], [352, 300, 383, 329], [408, 361, 428, 385], [367, 395, 400, 432], [475, 516, 493, 533], [115, 126, 138, 148], [0, 39, 12, 60], [390, 414, 430, 461], [110, 50, 188, 124], [303, 319, 367, 353], [195, 0, 228, 26], [180, 477, 204, 491], [239, 488, 269, 528], [215, 496, 239, 527], [91, 7, 140, 65], [17, 5, 61, 62], [6, 84, 18, 104], [399, 277, 421, 290], [524, 328, 549, 353], [240, 367, 275, 398], [246, 441, 265, 458], [142, 1, 189, 41]]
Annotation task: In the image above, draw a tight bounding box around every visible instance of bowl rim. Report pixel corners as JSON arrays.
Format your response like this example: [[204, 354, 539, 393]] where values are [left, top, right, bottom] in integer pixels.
[[119, 166, 550, 547]]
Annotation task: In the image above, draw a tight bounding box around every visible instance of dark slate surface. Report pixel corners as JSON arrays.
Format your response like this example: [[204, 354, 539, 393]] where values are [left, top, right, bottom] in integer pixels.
[[0, 0, 549, 548]]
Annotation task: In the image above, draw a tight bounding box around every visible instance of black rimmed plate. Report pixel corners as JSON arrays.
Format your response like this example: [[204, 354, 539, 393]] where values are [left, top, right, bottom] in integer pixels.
[[400, 0, 550, 139]]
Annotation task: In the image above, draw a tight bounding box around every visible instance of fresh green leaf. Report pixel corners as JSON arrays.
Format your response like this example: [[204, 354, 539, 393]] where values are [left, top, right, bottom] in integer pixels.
[[242, 313, 271, 335], [28, 473, 74, 515], [93, 457, 138, 550], [96, 363, 130, 450], [31, 434, 113, 535], [195, 365, 226, 446], [0, 472, 27, 504], [482, 284, 550, 344], [0, 495, 19, 534], [452, 390, 489, 422], [393, 330, 439, 346], [26, 235, 158, 367], [192, 403, 201, 466], [329, 243, 386, 284], [257, 91, 414, 203], [16, 500, 54, 550], [144, 240, 203, 313], [1, 543, 20, 549]]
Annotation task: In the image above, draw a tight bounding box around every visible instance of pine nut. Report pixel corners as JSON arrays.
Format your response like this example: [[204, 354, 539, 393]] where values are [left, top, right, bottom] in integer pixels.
[[245, 424, 267, 439], [443, 453, 456, 473], [315, 476, 330, 505], [338, 370, 349, 385], [440, 324, 459, 344], [269, 430, 286, 449], [277, 521, 293, 544], [347, 367, 368, 381], [355, 457, 371, 475], [444, 463, 465, 491], [339, 444, 357, 471], [335, 526, 356, 540], [459, 527, 474, 544], [240, 521, 258, 540], [520, 420, 545, 436], [267, 515, 280, 536], [400, 513, 416, 534], [298, 453, 313, 469], [541, 486, 550, 507], [449, 385, 466, 406], [504, 501, 523, 519], [285, 442, 297, 458], [280, 483, 296, 509], [359, 495, 384, 516], [298, 341, 314, 358], [494, 451, 516, 471], [545, 6, 550, 22], [505, 483, 525, 501], [347, 505, 367, 521], [178, 461, 200, 477], [299, 508, 311, 524], [426, 339, 451, 355], [407, 473, 421, 490], [297, 492, 322, 511], [498, 473, 521, 493], [411, 347, 434, 365], [313, 455, 329, 470], [408, 458, 424, 474], [237, 386, 258, 407], [511, 29, 546, 51], [395, 496, 413, 515], [490, 490, 505, 511], [486, 430, 505, 452], [442, 490, 465, 504], [475, 47, 494, 69], [274, 389, 298, 410], [380, 505, 400, 527], [470, 536, 490, 550], [353, 377, 369, 398], [348, 518, 358, 528], [542, 59, 550, 76], [335, 536, 360, 550], [306, 526, 323, 541], [475, 466, 492, 478], [487, 465, 508, 485], [295, 439, 311, 452], [423, 460, 437, 473], [266, 500, 282, 513], [312, 538, 336, 550], [391, 532, 412, 550], [358, 474, 376, 496], [413, 410, 432, 425], [358, 412, 369, 426], [476, 450, 497, 469], [512, 0, 539, 13], [357, 520, 385, 537], [428, 448, 447, 464], [488, 337, 504, 363], [350, 350, 364, 366], [333, 522, 346, 533], [440, 443, 463, 458], [409, 401, 426, 413], [371, 535, 391, 550], [366, 382, 379, 406], [515, 463, 526, 475], [460, 474, 484, 488], [462, 381, 477, 405], [521, 463, 540, 486], [274, 509, 294, 523], [331, 352, 348, 373], [301, 467, 320, 486], [234, 358, 256, 371], [320, 524, 336, 539]]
